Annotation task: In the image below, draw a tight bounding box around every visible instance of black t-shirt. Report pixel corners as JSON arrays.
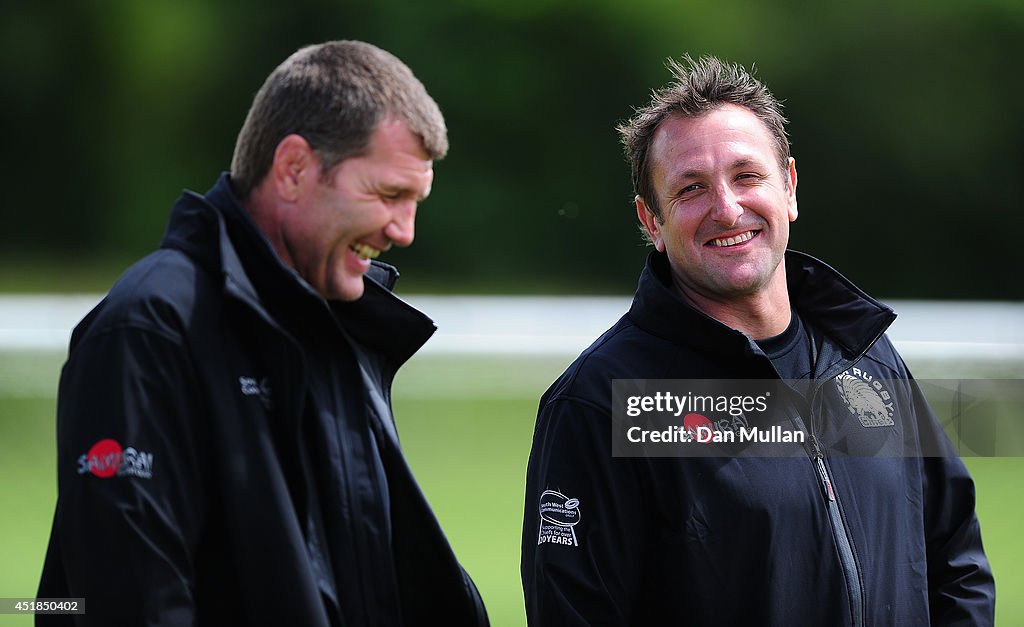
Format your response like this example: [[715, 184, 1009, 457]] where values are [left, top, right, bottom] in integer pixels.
[[755, 309, 818, 380]]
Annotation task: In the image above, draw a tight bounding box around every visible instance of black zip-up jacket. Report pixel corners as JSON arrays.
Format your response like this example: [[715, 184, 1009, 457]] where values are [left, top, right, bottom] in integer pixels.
[[38, 174, 488, 626], [522, 251, 994, 626]]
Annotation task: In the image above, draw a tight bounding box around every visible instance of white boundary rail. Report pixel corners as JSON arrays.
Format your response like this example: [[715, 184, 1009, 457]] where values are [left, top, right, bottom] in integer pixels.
[[1, 294, 1022, 363]]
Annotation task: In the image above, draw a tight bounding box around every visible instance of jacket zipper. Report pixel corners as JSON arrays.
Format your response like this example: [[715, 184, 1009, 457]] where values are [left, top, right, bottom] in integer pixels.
[[801, 323, 889, 627], [808, 432, 864, 627]]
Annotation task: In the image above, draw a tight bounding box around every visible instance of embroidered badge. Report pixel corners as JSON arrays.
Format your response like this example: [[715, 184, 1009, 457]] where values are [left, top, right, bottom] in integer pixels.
[[538, 490, 581, 547], [835, 368, 895, 427]]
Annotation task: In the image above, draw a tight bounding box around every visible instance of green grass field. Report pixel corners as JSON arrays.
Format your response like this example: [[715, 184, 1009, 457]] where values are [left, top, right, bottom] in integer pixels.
[[1, 350, 1021, 626]]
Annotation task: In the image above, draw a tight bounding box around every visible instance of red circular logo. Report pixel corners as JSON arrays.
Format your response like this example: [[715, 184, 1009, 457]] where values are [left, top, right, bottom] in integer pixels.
[[86, 439, 123, 478], [683, 413, 715, 442], [683, 413, 713, 431]]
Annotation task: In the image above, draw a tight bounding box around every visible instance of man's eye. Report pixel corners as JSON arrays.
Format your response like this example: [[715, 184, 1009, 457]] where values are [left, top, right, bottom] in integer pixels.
[[680, 184, 701, 195]]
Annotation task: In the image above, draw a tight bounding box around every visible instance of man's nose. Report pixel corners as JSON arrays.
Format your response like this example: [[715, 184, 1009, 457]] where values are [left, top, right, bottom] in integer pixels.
[[708, 184, 743, 227], [384, 202, 416, 247]]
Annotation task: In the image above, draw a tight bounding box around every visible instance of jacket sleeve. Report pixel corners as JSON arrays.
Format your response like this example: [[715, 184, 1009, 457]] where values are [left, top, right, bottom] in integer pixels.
[[39, 324, 210, 626], [909, 374, 996, 625], [521, 395, 648, 626]]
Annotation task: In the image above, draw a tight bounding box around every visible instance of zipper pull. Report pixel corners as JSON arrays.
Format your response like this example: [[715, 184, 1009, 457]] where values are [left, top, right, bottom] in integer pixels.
[[809, 432, 824, 459], [810, 435, 836, 502]]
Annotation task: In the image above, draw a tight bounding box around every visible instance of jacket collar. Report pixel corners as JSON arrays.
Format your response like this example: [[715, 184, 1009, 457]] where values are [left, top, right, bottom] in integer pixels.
[[784, 249, 896, 358], [159, 173, 435, 368], [628, 250, 896, 363]]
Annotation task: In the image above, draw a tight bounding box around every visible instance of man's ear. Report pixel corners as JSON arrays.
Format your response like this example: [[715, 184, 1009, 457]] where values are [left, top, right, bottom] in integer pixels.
[[270, 134, 317, 203], [636, 195, 665, 251], [786, 157, 798, 222]]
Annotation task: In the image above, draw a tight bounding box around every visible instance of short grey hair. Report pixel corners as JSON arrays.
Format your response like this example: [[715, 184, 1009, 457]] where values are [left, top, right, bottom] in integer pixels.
[[231, 40, 448, 198]]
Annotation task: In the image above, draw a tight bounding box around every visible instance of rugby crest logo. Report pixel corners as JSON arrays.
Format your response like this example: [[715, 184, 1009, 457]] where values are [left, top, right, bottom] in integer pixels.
[[835, 368, 895, 428]]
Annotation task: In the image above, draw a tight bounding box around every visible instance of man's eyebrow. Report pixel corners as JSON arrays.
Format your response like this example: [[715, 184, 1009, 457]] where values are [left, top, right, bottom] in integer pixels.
[[671, 158, 766, 180], [678, 167, 706, 181], [663, 157, 773, 191], [732, 157, 767, 170], [380, 182, 431, 201], [665, 167, 707, 189]]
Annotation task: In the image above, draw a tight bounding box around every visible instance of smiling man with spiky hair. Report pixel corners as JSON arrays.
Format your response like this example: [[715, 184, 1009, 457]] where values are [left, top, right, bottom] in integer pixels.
[[522, 55, 994, 626]]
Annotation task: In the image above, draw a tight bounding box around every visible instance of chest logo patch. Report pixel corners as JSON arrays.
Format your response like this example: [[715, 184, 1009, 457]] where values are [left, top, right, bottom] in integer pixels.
[[538, 490, 581, 547], [239, 376, 273, 410], [835, 368, 895, 427]]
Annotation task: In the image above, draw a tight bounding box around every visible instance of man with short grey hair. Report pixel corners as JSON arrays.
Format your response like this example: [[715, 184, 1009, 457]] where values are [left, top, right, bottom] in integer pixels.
[[522, 55, 993, 625], [39, 41, 488, 626]]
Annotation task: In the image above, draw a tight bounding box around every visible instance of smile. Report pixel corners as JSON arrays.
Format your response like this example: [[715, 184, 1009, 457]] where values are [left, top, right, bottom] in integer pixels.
[[708, 230, 759, 248], [350, 243, 382, 260]]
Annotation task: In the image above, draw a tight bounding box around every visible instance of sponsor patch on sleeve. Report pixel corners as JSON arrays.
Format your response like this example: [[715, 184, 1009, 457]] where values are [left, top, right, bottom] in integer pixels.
[[538, 489, 581, 547], [76, 438, 154, 479]]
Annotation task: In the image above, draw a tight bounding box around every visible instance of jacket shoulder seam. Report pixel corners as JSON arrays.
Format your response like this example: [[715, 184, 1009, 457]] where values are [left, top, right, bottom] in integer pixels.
[[75, 320, 186, 349], [543, 392, 611, 417], [555, 318, 634, 394]]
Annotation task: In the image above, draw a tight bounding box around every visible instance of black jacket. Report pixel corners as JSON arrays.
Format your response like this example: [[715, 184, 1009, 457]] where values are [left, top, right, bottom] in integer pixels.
[[522, 251, 994, 626], [38, 175, 488, 626]]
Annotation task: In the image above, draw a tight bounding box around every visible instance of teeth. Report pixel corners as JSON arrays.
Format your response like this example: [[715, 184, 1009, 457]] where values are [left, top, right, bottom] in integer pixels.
[[711, 230, 755, 247], [350, 243, 381, 260]]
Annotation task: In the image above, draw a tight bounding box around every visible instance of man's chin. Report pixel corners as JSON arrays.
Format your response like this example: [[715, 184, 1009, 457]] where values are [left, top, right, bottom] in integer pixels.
[[693, 269, 777, 300], [704, 259, 784, 294], [722, 273, 783, 299], [324, 276, 366, 302]]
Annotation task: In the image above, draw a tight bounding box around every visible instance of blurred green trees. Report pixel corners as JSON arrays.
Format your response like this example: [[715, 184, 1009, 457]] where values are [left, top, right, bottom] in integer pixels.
[[2, 0, 1022, 297]]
